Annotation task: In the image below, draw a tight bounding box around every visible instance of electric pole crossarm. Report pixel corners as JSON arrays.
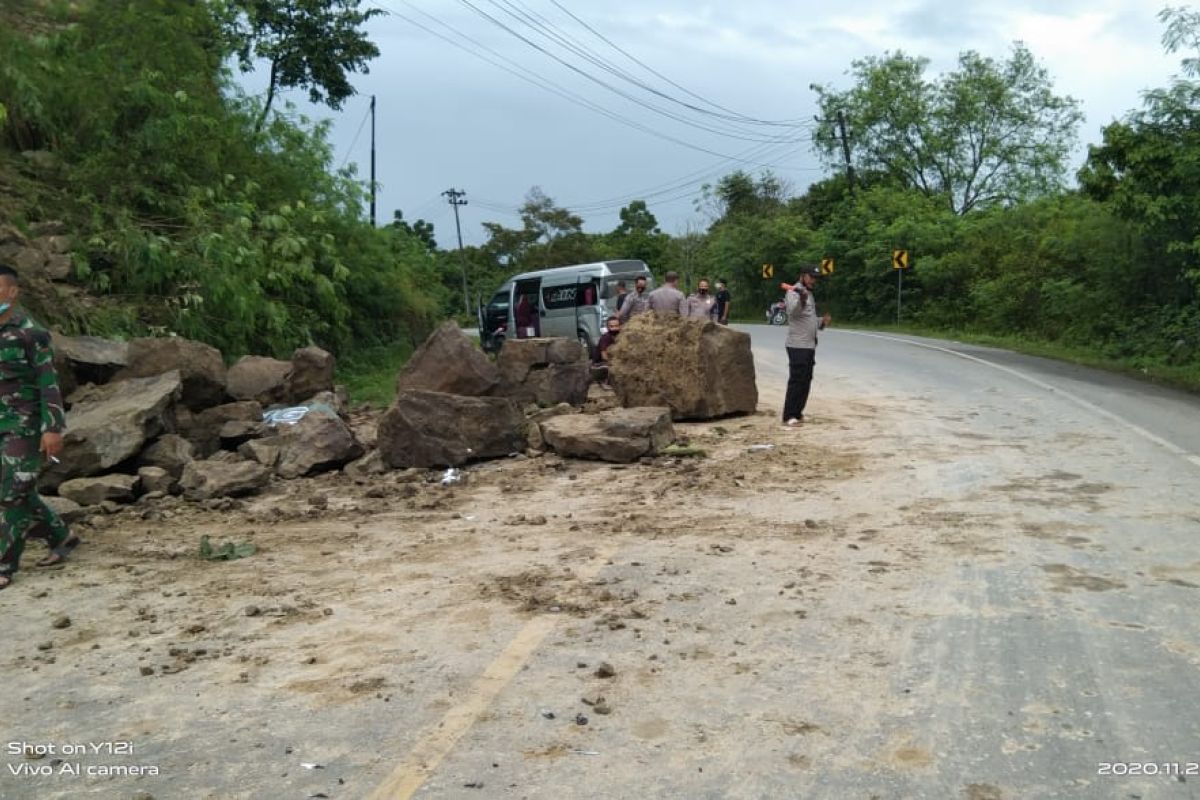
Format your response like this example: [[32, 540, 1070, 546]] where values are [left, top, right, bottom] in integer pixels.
[[442, 188, 470, 316]]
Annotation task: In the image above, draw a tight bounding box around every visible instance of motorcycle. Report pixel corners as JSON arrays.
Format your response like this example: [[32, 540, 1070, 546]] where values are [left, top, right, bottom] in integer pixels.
[[766, 299, 787, 326]]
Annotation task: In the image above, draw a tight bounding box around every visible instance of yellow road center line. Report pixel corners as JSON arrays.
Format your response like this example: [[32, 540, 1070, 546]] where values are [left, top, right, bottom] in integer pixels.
[[367, 547, 618, 799]]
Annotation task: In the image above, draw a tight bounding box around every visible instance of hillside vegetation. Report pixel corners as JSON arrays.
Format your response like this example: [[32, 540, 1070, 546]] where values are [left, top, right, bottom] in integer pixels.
[[1, 1, 1197, 391], [0, 0, 443, 360]]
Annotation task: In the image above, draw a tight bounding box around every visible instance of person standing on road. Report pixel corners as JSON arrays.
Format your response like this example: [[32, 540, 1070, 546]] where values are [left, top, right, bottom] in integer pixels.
[[617, 275, 651, 323], [712, 279, 731, 325], [0, 265, 76, 590], [684, 278, 717, 320], [647, 271, 686, 316], [782, 265, 831, 428], [614, 280, 628, 312]]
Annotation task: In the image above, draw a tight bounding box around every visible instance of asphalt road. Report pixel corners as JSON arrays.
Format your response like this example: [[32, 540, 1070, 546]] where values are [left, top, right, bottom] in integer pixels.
[[383, 324, 1200, 800], [738, 323, 1200, 799], [742, 324, 1200, 467], [7, 324, 1200, 800]]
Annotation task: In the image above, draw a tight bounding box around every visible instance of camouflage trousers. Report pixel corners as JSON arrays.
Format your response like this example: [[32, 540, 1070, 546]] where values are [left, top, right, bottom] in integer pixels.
[[0, 434, 69, 576]]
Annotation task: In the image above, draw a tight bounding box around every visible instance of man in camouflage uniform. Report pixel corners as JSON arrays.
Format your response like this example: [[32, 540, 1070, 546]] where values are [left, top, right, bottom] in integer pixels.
[[0, 264, 74, 589]]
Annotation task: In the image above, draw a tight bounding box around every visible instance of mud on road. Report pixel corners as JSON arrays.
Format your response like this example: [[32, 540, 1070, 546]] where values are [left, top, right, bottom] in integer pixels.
[[1, 369, 1169, 799]]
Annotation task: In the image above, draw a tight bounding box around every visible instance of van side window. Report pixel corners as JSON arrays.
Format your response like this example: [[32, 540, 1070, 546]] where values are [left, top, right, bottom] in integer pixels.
[[542, 285, 578, 310]]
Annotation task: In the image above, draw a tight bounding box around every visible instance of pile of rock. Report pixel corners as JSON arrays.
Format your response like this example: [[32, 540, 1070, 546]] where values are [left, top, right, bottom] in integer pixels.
[[0, 222, 74, 283], [377, 322, 676, 466], [609, 313, 757, 420], [41, 335, 363, 516], [37, 312, 753, 508]]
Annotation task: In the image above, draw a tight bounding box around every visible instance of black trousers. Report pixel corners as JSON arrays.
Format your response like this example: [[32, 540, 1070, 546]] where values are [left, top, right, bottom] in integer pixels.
[[783, 347, 815, 421]]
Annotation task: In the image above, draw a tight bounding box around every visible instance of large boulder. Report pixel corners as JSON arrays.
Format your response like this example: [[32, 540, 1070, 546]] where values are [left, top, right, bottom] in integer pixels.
[[539, 407, 675, 463], [44, 495, 88, 524], [179, 459, 271, 500], [226, 355, 291, 405], [495, 338, 590, 407], [50, 352, 77, 400], [395, 321, 499, 397], [343, 450, 387, 479], [41, 371, 181, 491], [609, 314, 757, 420], [137, 466, 175, 495], [57, 474, 138, 506], [181, 401, 263, 458], [244, 412, 363, 478], [52, 334, 128, 388], [378, 390, 523, 468], [115, 337, 227, 411], [138, 433, 195, 478], [286, 346, 335, 402]]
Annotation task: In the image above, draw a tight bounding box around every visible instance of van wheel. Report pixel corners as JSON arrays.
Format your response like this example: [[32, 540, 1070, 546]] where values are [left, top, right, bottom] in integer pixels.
[[577, 330, 594, 360]]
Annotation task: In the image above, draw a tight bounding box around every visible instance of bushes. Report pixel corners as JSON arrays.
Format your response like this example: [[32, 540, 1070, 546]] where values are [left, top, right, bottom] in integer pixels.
[[0, 0, 442, 359]]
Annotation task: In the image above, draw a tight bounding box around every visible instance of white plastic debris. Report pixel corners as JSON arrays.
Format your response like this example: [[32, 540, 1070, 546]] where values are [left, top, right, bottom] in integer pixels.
[[262, 401, 339, 427], [440, 468, 464, 486], [747, 444, 775, 452]]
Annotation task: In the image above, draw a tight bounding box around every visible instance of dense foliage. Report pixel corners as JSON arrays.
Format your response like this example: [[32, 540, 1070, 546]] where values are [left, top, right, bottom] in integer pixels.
[[0, 0, 443, 358], [0, 1, 1196, 385]]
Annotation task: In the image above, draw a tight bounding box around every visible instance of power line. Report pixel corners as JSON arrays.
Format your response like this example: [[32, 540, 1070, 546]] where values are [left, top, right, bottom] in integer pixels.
[[455, 0, 808, 144], [545, 0, 810, 128], [469, 137, 818, 218], [488, 0, 804, 136], [338, 103, 373, 168], [380, 0, 811, 165]]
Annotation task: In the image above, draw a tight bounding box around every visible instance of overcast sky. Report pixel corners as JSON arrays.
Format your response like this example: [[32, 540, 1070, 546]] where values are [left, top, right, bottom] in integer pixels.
[[245, 0, 1183, 247]]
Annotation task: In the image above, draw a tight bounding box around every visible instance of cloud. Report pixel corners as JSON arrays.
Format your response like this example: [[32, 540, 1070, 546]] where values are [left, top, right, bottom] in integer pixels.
[[311, 0, 1188, 245]]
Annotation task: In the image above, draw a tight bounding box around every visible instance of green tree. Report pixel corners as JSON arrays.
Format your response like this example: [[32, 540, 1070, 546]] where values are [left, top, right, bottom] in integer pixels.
[[0, 0, 442, 356], [391, 209, 437, 253], [1079, 9, 1200, 303], [481, 187, 597, 269], [698, 170, 787, 220], [600, 200, 670, 267], [1161, 4, 1200, 77], [220, 0, 383, 132], [812, 44, 1083, 214]]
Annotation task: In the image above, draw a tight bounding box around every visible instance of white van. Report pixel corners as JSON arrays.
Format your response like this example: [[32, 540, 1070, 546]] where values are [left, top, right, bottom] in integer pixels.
[[478, 260, 655, 356]]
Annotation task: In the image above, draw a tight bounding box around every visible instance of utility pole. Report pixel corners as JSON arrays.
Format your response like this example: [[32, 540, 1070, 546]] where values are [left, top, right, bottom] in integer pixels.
[[812, 109, 857, 194], [836, 109, 855, 194], [369, 95, 377, 226], [443, 188, 469, 315]]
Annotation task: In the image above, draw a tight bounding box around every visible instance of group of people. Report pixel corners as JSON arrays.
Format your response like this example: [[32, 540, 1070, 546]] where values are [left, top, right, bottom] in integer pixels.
[[613, 272, 731, 326], [595, 265, 832, 429], [591, 271, 732, 376]]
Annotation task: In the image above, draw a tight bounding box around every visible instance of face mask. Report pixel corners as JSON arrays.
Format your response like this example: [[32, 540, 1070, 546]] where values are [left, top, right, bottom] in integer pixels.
[[699, 289, 708, 295], [0, 302, 11, 315]]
